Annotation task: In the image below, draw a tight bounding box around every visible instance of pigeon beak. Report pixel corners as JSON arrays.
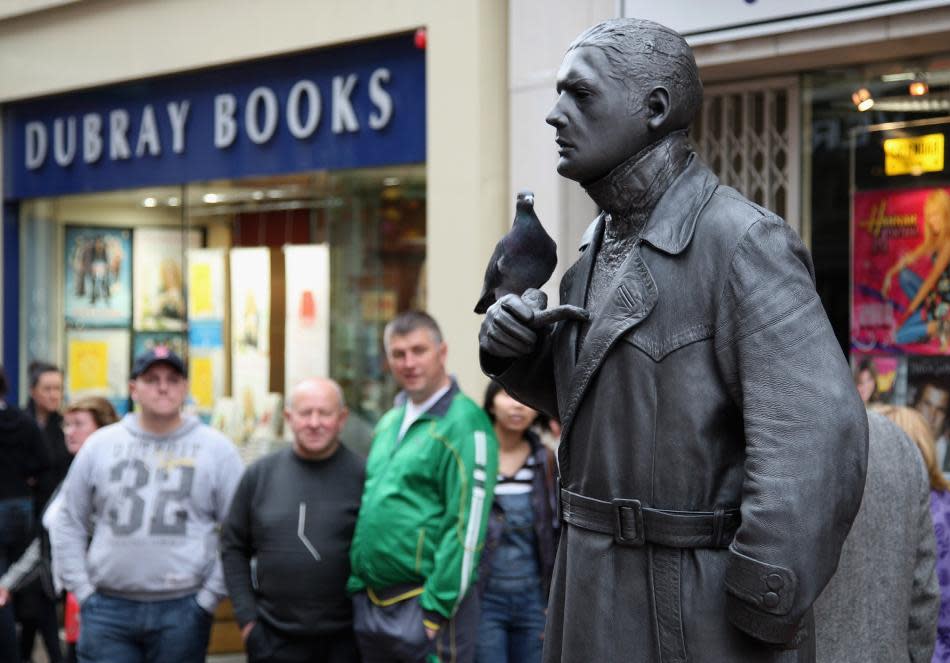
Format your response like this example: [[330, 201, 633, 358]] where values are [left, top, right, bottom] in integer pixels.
[[524, 194, 534, 206]]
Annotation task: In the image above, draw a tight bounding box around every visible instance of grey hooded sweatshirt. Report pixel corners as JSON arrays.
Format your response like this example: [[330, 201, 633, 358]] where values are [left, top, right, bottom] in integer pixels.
[[52, 414, 244, 612]]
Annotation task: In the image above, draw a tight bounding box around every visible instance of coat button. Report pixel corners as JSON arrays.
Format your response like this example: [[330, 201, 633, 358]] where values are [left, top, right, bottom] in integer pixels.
[[766, 573, 784, 591], [762, 592, 780, 609]]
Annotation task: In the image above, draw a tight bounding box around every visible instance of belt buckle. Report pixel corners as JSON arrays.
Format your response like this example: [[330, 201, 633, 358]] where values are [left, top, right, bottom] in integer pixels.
[[612, 498, 644, 546]]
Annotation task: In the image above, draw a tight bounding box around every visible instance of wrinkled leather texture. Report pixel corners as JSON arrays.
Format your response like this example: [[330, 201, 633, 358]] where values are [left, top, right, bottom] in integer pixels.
[[482, 157, 869, 663]]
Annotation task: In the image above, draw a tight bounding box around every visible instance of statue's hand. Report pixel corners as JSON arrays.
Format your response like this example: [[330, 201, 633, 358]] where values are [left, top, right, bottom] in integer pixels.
[[479, 293, 540, 358]]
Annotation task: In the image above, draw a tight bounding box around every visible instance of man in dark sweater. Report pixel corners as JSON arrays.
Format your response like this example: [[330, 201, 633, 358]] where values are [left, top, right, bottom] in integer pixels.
[[221, 377, 366, 663]]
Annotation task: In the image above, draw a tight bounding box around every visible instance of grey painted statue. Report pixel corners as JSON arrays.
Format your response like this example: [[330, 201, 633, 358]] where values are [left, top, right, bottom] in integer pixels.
[[478, 18, 869, 663]]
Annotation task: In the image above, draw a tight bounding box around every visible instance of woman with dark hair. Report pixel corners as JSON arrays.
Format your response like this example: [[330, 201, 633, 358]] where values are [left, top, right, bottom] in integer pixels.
[[476, 381, 559, 663], [1, 396, 118, 663], [0, 365, 49, 663], [18, 361, 67, 663], [25, 361, 68, 509]]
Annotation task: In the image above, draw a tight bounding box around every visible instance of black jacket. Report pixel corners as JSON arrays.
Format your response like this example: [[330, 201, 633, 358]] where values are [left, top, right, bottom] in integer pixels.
[[0, 401, 49, 501], [25, 400, 68, 512], [484, 156, 869, 662]]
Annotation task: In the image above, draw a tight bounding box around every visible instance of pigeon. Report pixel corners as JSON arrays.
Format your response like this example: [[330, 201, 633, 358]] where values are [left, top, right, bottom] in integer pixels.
[[475, 191, 589, 327]]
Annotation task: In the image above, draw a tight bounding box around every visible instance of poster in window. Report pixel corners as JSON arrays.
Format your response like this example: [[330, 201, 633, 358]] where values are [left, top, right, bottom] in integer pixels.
[[66, 328, 131, 415], [64, 226, 132, 328], [132, 332, 187, 362], [284, 244, 330, 399], [133, 228, 202, 331], [852, 186, 950, 355], [907, 356, 950, 475], [230, 247, 270, 444], [186, 248, 226, 420], [851, 353, 904, 405]]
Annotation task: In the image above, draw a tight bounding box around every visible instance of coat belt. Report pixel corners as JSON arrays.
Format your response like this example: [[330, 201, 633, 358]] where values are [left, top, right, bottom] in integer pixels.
[[559, 488, 740, 548]]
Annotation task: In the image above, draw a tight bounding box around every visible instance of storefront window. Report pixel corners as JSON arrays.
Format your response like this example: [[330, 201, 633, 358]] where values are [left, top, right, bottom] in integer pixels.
[[805, 57, 950, 418], [18, 165, 425, 458], [804, 58, 950, 352]]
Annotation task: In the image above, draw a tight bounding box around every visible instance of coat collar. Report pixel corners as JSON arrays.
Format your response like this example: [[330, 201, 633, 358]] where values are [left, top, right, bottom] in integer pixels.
[[638, 154, 718, 255], [554, 155, 718, 442], [393, 378, 459, 419]]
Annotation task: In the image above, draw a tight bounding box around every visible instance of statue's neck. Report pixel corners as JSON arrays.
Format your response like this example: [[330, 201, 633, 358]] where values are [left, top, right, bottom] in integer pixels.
[[583, 130, 692, 239]]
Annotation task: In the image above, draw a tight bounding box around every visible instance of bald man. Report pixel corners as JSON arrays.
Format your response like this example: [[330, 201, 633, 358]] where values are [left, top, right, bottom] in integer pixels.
[[221, 378, 366, 663]]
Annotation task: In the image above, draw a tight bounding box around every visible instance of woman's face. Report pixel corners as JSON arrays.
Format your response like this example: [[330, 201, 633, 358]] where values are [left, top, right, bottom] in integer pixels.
[[856, 369, 876, 403], [63, 410, 98, 455], [492, 390, 538, 435]]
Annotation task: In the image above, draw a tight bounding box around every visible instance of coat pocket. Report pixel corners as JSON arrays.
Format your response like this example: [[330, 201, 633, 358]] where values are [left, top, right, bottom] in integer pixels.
[[624, 322, 714, 362], [353, 589, 432, 660]]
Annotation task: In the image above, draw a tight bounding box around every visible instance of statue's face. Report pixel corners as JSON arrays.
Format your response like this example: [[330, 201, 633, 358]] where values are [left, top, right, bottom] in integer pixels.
[[547, 46, 652, 184]]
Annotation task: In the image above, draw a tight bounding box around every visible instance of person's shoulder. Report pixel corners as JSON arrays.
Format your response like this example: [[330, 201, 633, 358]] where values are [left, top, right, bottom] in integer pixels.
[[192, 421, 239, 450], [375, 406, 404, 433], [81, 419, 128, 451], [331, 445, 367, 484], [698, 183, 793, 250], [866, 410, 929, 492], [247, 447, 288, 474], [447, 390, 491, 426], [867, 410, 919, 463]]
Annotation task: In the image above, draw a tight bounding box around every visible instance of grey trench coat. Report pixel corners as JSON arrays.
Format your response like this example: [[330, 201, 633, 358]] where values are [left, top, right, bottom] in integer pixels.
[[483, 157, 869, 663]]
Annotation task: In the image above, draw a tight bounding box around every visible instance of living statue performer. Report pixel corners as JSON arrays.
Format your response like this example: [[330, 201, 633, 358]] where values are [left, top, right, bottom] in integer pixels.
[[478, 18, 869, 663]]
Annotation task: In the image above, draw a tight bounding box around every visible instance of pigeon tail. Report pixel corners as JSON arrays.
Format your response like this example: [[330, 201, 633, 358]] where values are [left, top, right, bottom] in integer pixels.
[[474, 288, 494, 314]]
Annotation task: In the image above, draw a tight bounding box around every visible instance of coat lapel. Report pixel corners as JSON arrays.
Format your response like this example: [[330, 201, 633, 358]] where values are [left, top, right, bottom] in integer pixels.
[[556, 157, 718, 442], [552, 214, 603, 413], [559, 242, 658, 440]]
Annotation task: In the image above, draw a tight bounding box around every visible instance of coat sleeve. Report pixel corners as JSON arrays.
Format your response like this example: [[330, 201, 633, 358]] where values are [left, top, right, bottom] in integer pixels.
[[714, 217, 869, 646], [52, 441, 98, 604], [908, 467, 939, 663], [419, 411, 498, 630], [0, 538, 41, 592], [480, 330, 559, 420]]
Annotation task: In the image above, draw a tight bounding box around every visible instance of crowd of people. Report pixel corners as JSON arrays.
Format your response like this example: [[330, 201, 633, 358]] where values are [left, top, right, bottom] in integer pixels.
[[0, 311, 560, 663], [3, 305, 950, 663]]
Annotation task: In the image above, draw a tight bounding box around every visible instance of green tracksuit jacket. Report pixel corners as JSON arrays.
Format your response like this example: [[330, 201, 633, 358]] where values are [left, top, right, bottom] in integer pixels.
[[347, 381, 498, 627]]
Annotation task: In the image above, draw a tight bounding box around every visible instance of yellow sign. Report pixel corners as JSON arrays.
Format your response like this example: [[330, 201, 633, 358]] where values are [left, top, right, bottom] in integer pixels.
[[884, 133, 944, 176], [189, 262, 213, 315], [68, 341, 109, 392], [190, 356, 214, 409]]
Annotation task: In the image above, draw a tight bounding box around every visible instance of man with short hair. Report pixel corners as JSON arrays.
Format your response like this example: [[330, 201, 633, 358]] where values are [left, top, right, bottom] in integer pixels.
[[221, 377, 365, 663], [348, 311, 498, 663], [914, 380, 950, 475], [479, 18, 868, 662], [53, 347, 244, 663]]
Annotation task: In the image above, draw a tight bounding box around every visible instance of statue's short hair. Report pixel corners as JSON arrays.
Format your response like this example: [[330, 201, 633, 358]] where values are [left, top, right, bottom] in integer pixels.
[[568, 18, 703, 131], [384, 310, 444, 352]]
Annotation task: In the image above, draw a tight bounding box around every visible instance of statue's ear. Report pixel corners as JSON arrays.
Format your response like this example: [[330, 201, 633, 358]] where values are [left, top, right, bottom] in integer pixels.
[[646, 86, 671, 131]]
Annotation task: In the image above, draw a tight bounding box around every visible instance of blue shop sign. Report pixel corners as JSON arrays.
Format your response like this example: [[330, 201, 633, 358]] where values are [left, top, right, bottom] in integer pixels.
[[3, 33, 425, 199]]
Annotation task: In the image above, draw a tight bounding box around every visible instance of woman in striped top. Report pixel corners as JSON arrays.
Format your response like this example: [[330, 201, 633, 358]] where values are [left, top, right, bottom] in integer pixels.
[[476, 381, 559, 663]]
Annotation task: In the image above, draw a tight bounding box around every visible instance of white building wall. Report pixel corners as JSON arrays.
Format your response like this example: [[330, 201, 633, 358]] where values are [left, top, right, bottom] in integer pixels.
[[507, 0, 616, 300]]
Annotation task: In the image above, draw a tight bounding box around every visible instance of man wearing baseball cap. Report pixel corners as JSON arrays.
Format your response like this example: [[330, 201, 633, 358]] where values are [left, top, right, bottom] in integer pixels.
[[53, 347, 244, 662]]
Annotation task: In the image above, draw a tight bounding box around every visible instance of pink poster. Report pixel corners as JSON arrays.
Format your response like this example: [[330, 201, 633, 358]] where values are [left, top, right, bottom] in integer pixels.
[[852, 186, 950, 355]]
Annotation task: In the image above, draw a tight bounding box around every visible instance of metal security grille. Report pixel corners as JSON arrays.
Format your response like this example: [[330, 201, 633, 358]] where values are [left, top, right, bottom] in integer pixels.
[[691, 77, 801, 234]]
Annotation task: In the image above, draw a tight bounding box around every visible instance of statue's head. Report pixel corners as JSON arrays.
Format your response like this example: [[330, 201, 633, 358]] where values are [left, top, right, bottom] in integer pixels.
[[546, 18, 702, 184]]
